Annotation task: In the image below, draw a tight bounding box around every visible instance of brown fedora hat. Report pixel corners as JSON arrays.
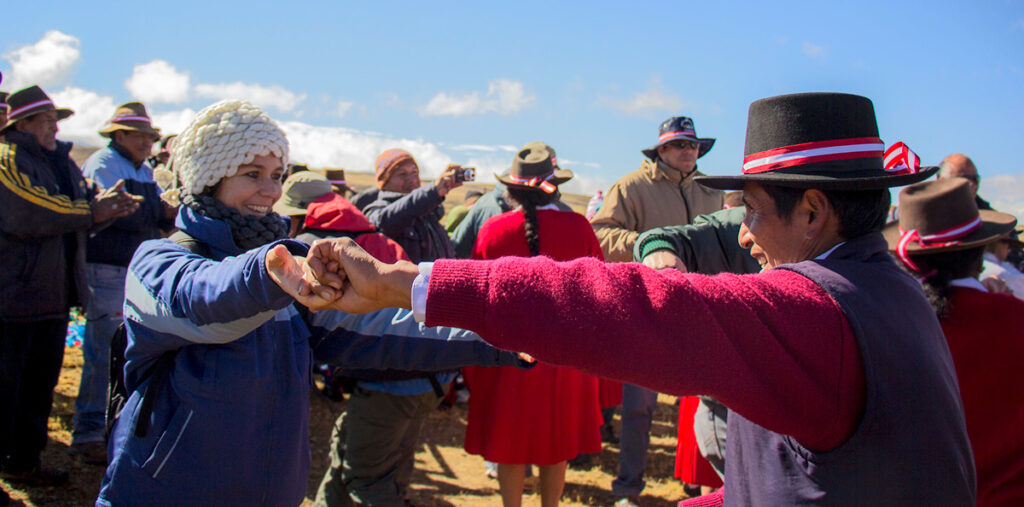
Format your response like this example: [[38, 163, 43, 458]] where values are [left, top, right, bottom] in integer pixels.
[[495, 141, 573, 194], [324, 168, 354, 192], [884, 178, 1017, 270], [99, 102, 160, 139], [0, 85, 74, 134]]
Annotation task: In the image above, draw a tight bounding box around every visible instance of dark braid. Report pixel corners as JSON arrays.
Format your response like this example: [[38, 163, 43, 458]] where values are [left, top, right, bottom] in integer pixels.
[[504, 187, 560, 257], [902, 246, 985, 319]]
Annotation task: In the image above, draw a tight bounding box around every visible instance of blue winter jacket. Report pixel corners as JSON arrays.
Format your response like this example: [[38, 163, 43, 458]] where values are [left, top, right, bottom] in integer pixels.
[[97, 207, 525, 506]]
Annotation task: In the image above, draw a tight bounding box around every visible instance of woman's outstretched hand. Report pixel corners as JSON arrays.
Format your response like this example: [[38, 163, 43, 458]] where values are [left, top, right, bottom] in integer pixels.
[[265, 239, 420, 314], [304, 237, 420, 314], [265, 245, 341, 312]]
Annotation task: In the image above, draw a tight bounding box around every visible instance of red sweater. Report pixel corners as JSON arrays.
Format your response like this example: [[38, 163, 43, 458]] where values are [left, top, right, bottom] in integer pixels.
[[942, 287, 1024, 506], [426, 256, 864, 451]]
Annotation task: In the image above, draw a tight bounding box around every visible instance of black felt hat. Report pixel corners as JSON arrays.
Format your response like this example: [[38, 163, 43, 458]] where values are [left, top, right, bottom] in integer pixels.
[[695, 92, 938, 191], [642, 116, 715, 160]]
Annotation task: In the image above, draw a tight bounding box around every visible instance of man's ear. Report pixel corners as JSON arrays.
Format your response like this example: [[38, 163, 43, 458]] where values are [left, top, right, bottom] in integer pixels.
[[800, 189, 833, 238]]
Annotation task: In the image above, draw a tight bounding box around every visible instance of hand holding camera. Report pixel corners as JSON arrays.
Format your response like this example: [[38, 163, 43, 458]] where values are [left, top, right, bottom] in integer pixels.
[[436, 163, 474, 196]]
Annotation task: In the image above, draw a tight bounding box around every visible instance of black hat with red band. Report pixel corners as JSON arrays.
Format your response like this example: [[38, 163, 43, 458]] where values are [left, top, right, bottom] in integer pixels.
[[695, 92, 938, 191]]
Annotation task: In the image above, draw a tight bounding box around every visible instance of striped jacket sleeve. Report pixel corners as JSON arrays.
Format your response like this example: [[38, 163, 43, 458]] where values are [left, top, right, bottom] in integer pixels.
[[0, 143, 93, 238]]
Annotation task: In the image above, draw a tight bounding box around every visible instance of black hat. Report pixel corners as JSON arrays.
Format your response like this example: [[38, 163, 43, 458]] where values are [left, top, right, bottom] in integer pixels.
[[0, 85, 74, 134], [642, 116, 715, 160], [695, 92, 938, 191]]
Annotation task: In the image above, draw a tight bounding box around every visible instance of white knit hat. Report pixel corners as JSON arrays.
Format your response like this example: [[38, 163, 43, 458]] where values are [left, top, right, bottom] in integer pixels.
[[172, 99, 289, 197]]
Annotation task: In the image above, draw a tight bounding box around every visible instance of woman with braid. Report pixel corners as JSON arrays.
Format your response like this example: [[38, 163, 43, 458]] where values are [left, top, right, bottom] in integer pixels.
[[885, 178, 1024, 506], [462, 142, 604, 507]]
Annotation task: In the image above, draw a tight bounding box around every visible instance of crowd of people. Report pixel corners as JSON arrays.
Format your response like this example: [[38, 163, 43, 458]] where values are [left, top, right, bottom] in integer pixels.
[[0, 80, 1022, 507]]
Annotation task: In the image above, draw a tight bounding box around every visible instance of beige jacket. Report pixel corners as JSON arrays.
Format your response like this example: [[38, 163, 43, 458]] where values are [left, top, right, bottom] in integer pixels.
[[591, 159, 725, 262]]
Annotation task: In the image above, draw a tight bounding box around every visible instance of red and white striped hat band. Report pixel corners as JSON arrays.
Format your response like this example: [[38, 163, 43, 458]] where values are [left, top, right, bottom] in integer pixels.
[[110, 115, 152, 124], [0, 103, 8, 111], [658, 130, 697, 142], [8, 99, 54, 119], [507, 171, 557, 193], [742, 137, 885, 175], [896, 215, 983, 272], [883, 142, 920, 175]]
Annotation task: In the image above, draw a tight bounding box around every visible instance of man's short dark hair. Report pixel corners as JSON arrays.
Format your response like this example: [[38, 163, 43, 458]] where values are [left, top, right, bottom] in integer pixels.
[[760, 184, 891, 240]]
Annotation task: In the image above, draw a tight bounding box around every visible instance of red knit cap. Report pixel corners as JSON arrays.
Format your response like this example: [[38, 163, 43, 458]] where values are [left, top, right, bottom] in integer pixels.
[[375, 149, 417, 189]]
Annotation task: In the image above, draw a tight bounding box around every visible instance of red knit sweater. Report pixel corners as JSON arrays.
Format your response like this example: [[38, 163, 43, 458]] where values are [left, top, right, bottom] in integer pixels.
[[942, 287, 1024, 506], [426, 256, 865, 451]]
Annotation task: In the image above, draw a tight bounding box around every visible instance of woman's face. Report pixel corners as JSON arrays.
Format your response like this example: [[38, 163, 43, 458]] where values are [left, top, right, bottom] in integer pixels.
[[214, 154, 285, 216]]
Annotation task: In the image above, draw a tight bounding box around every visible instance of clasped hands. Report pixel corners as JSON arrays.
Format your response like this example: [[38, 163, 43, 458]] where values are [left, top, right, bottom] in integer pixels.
[[266, 237, 420, 314]]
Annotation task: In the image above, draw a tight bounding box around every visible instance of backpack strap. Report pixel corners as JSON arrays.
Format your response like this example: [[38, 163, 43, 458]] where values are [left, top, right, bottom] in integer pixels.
[[129, 231, 213, 438], [168, 230, 213, 258]]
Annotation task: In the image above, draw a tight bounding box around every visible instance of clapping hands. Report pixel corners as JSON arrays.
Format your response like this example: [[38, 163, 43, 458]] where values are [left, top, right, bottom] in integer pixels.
[[265, 238, 420, 314]]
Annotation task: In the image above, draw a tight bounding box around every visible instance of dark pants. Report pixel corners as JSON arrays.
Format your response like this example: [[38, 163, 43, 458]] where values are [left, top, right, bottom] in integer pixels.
[[0, 318, 67, 472]]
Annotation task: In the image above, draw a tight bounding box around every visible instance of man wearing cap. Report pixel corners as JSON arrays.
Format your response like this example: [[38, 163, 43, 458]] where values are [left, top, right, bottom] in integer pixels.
[[297, 92, 976, 505], [0, 85, 141, 486], [362, 148, 462, 263], [589, 116, 725, 504], [275, 171, 422, 507], [70, 102, 177, 464]]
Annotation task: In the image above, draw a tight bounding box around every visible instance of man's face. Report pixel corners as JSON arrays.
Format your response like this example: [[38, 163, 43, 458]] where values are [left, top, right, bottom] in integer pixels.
[[656, 140, 699, 174], [114, 130, 157, 166], [737, 182, 810, 270], [0, 110, 8, 128], [16, 110, 59, 150], [381, 161, 421, 194]]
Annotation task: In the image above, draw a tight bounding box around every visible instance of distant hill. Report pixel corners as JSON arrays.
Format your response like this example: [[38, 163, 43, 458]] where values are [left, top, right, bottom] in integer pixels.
[[70, 145, 592, 215]]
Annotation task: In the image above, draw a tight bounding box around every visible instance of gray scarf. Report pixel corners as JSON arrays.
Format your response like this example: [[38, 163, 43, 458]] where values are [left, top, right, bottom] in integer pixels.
[[183, 193, 289, 251]]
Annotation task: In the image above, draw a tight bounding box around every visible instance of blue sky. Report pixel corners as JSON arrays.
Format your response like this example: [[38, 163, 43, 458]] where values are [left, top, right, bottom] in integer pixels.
[[4, 1, 1023, 216]]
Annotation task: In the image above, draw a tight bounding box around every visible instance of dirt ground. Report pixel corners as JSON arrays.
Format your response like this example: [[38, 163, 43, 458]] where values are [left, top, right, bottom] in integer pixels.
[[3, 347, 691, 506]]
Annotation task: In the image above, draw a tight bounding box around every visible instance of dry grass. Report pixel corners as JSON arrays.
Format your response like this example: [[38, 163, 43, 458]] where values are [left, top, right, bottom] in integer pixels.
[[3, 347, 689, 506]]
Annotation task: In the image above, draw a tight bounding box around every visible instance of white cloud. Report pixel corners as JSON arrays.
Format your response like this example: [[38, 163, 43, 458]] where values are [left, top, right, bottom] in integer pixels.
[[149, 108, 198, 135], [50, 86, 117, 147], [280, 121, 460, 180], [558, 172, 610, 197], [420, 78, 536, 117], [2, 30, 81, 90], [600, 76, 684, 117], [336, 100, 354, 118], [194, 82, 307, 112], [802, 42, 825, 58], [445, 144, 518, 153], [983, 173, 1024, 221], [124, 60, 190, 104]]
